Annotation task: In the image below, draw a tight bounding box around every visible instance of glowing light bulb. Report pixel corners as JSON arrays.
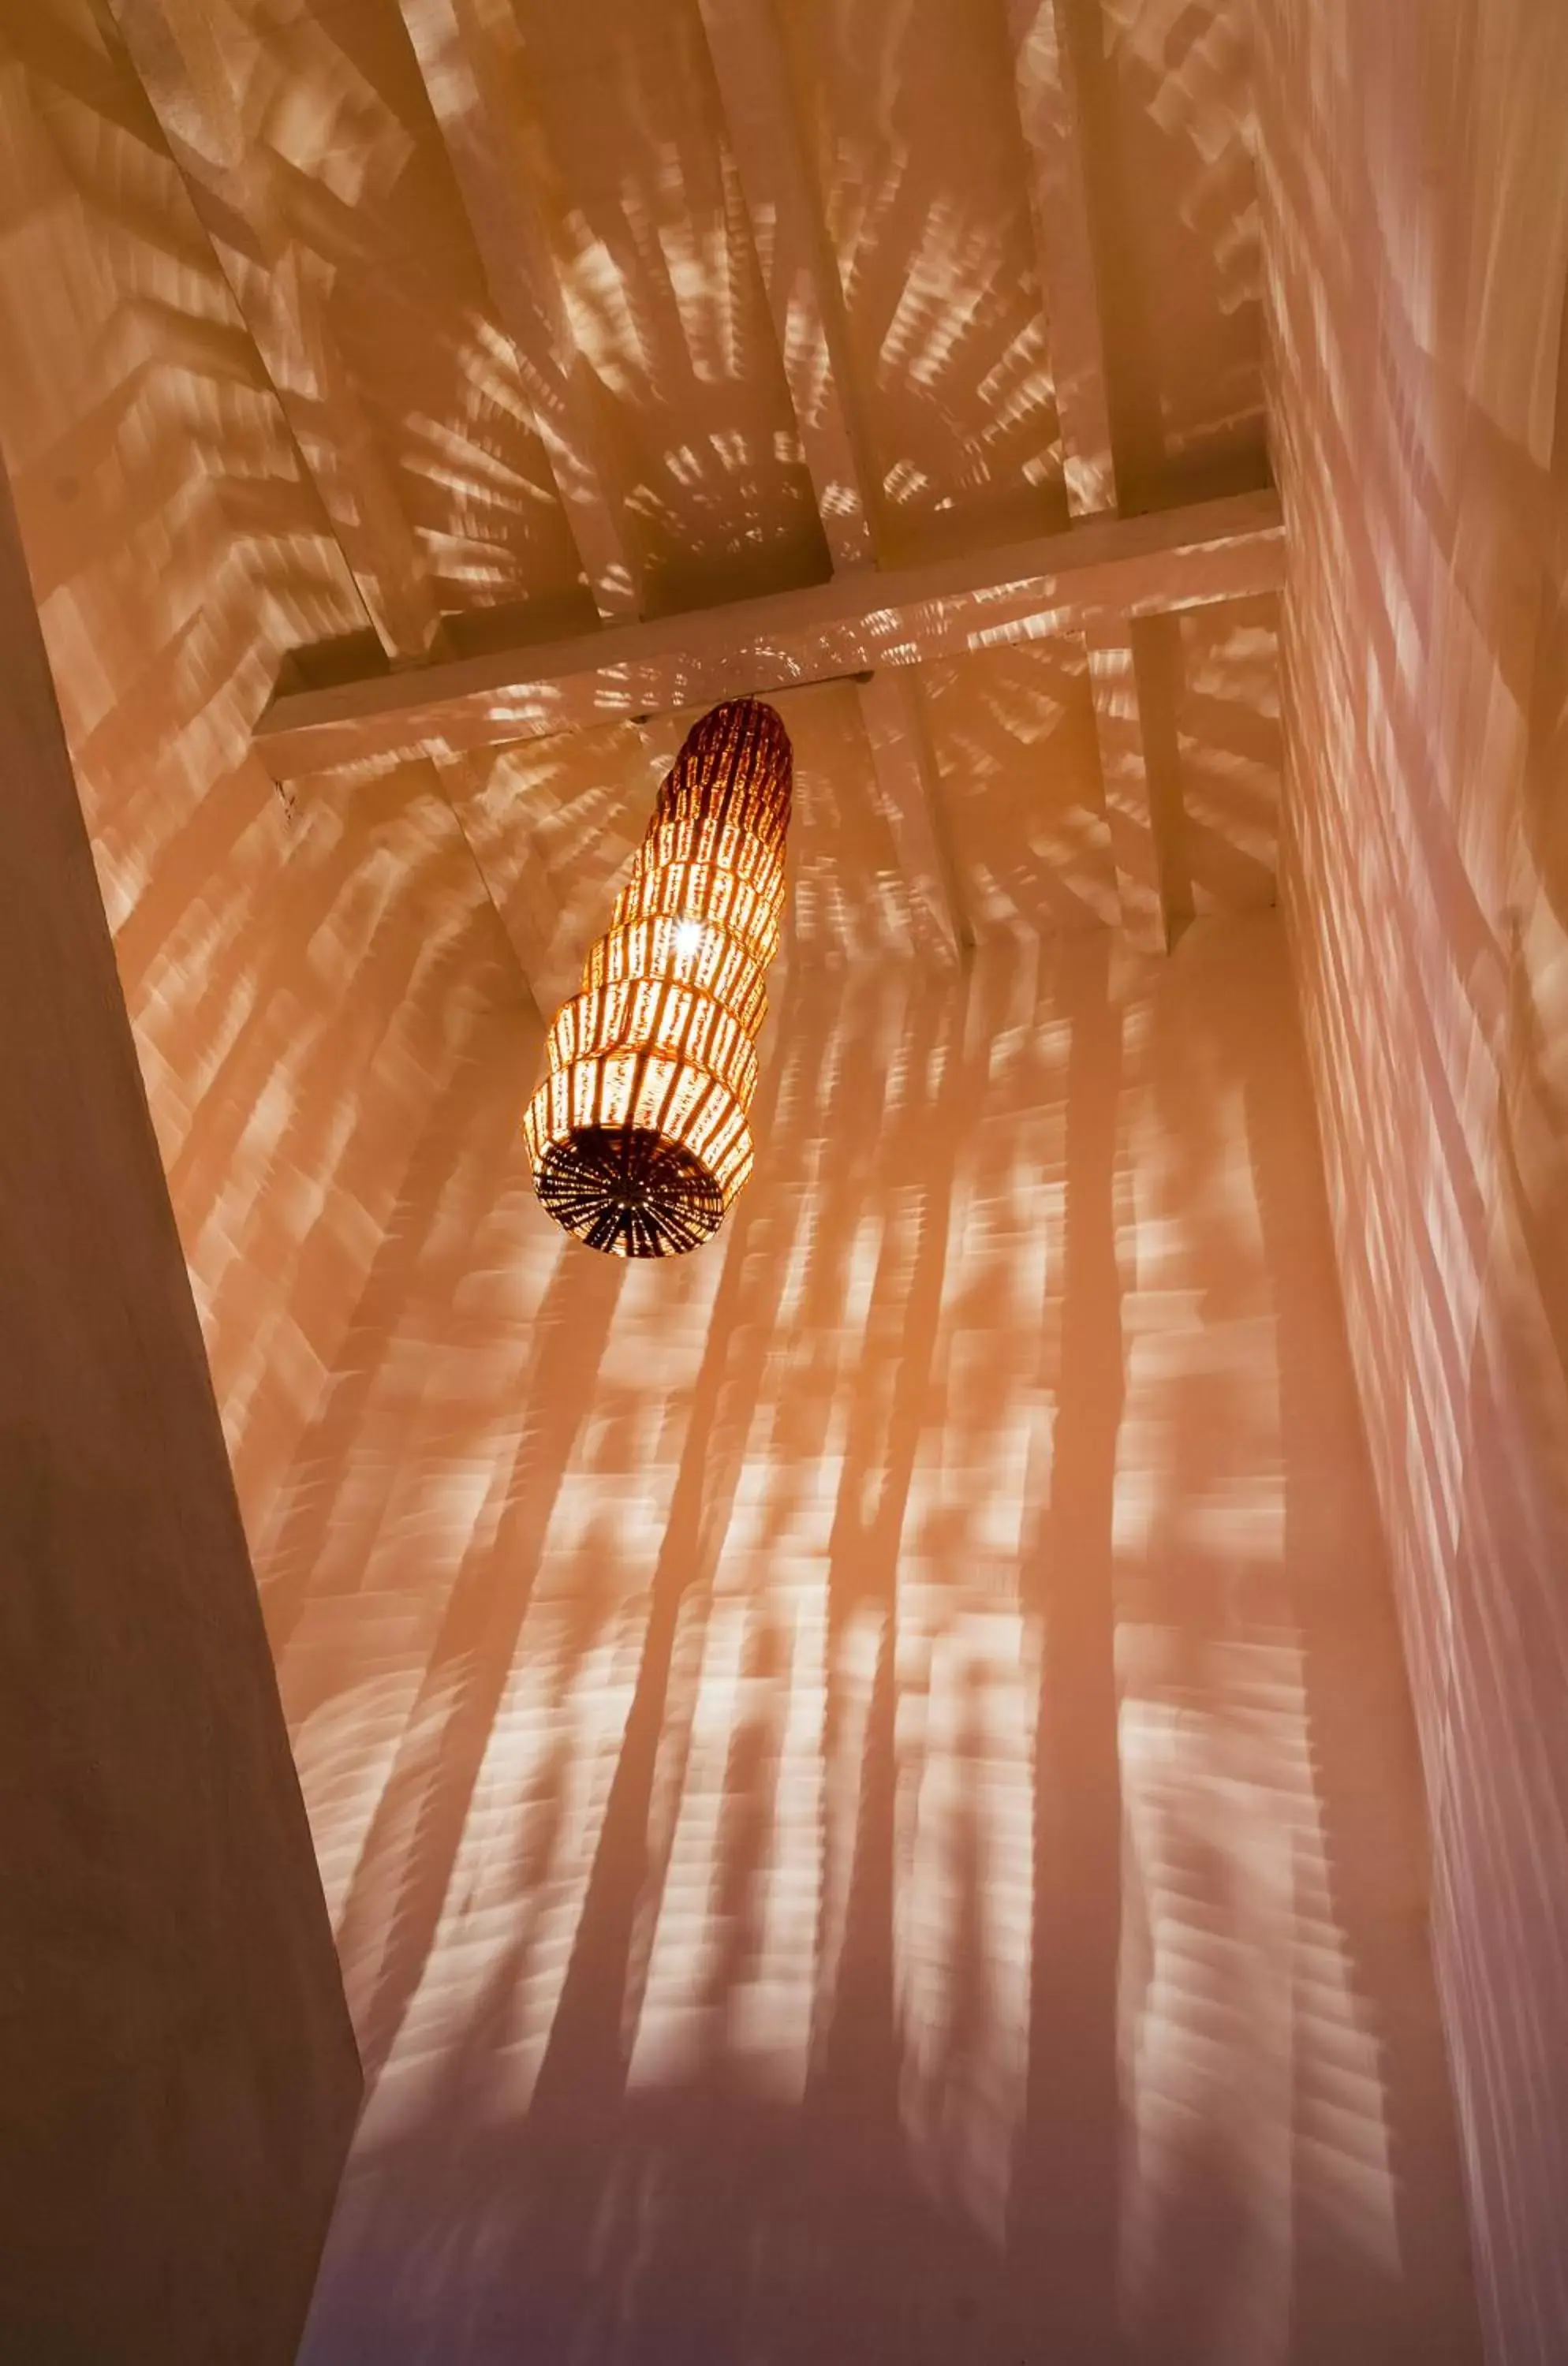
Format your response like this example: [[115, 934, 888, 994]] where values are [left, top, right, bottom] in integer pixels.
[[674, 921, 704, 958]]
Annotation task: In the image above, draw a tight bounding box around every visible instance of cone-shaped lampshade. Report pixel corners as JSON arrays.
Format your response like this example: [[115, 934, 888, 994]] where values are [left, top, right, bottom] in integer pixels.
[[522, 697, 792, 1256]]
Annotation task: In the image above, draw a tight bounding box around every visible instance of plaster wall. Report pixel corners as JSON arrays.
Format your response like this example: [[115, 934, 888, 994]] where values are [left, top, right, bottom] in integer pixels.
[[0, 386, 360, 2366], [0, 9, 1517, 2359], [272, 918, 1480, 2365], [1251, 6, 1568, 2357]]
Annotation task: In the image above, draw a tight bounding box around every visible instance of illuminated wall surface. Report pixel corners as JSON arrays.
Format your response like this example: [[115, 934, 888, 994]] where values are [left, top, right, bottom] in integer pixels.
[[0, 0, 1561, 2360], [1253, 5, 1568, 2361], [0, 432, 360, 2365], [258, 927, 1480, 2364]]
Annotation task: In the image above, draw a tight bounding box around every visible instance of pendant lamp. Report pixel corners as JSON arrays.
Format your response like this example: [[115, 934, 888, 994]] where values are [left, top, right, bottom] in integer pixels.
[[522, 696, 792, 1256]]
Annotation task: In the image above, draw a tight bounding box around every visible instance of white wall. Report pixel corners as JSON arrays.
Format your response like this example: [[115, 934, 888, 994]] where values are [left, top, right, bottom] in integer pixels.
[[1253, 4, 1568, 2357], [267, 920, 1478, 2365]]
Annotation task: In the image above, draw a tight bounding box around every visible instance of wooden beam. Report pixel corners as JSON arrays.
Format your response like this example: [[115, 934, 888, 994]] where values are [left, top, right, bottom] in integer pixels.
[[107, 0, 446, 662], [1006, 5, 1193, 948], [253, 487, 1282, 778], [393, 0, 642, 621], [857, 670, 966, 961], [1088, 607, 1167, 945], [1086, 621, 1165, 951], [1006, 0, 1117, 519], [696, 0, 876, 573], [701, 0, 983, 960]]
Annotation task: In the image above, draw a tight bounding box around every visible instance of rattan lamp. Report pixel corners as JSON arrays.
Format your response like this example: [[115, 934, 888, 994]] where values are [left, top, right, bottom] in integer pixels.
[[522, 697, 792, 1256]]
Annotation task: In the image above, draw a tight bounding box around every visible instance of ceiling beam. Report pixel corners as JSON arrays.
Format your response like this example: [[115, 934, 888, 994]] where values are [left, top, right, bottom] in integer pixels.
[[393, 0, 642, 621], [856, 670, 967, 961], [697, 0, 974, 950], [107, 0, 446, 663], [1006, 0, 1116, 521], [253, 486, 1282, 778], [700, 0, 976, 956], [1006, 0, 1194, 951], [1085, 622, 1166, 952], [696, 0, 876, 573]]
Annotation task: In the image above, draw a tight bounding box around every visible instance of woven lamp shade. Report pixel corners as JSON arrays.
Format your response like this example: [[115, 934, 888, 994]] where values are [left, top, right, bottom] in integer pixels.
[[523, 697, 793, 1257]]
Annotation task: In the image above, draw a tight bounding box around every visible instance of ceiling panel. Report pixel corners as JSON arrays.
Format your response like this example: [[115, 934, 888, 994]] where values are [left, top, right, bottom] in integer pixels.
[[778, 0, 1070, 563], [1064, 0, 1267, 508], [920, 635, 1121, 938], [151, 0, 592, 621], [508, 0, 834, 615]]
